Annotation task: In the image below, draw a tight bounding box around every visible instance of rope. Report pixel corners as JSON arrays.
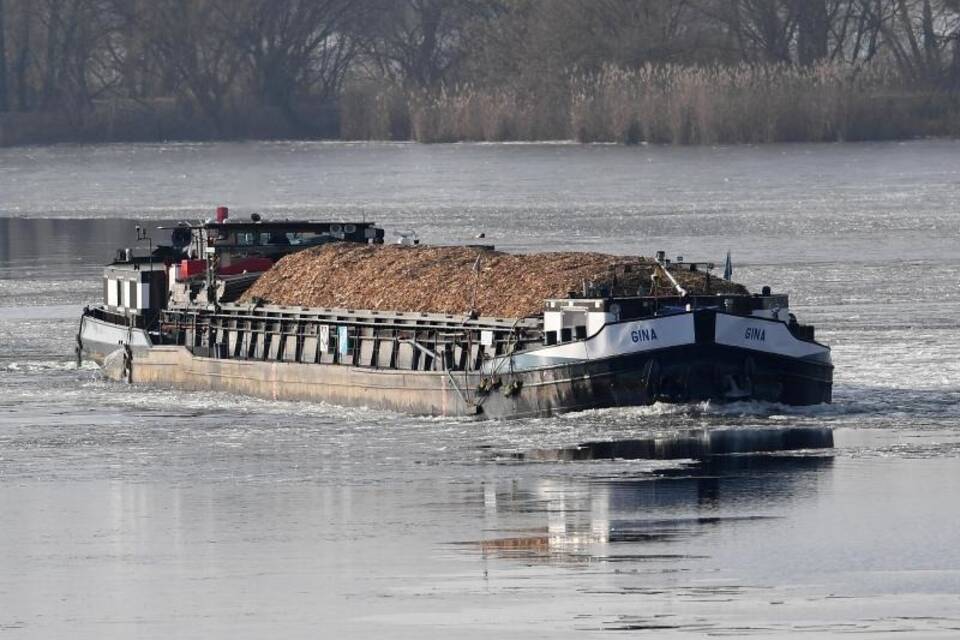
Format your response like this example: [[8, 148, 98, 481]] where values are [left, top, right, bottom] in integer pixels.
[[402, 339, 477, 413]]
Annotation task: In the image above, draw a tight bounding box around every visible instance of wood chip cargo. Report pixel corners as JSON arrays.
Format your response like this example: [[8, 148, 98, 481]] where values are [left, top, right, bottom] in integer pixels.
[[239, 243, 745, 318]]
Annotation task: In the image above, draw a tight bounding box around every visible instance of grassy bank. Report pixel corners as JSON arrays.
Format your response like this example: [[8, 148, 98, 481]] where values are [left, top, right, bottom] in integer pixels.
[[3, 63, 959, 147]]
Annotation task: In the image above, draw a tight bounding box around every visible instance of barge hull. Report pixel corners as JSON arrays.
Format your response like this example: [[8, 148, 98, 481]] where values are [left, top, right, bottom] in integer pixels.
[[112, 343, 832, 419]]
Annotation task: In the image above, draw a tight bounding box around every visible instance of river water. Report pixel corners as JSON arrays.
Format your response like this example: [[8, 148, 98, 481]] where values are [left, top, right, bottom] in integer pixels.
[[1, 141, 959, 638]]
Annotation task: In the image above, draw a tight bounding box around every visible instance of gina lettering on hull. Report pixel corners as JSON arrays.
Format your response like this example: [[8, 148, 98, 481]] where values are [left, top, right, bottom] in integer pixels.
[[631, 327, 659, 343], [744, 327, 766, 342]]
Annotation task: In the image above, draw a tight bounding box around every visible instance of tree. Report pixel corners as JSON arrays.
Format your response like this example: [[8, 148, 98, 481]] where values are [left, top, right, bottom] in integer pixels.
[[0, 0, 8, 111], [43, 0, 124, 117], [879, 0, 960, 83], [796, 0, 830, 65], [944, 0, 960, 89], [698, 0, 796, 63], [229, 0, 366, 133], [145, 0, 245, 132], [828, 1, 891, 64], [366, 0, 501, 88], [107, 0, 164, 100]]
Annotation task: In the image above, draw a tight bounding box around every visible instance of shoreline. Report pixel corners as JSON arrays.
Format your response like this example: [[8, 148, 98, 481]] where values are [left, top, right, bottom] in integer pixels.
[[3, 88, 958, 149], [2, 133, 959, 151]]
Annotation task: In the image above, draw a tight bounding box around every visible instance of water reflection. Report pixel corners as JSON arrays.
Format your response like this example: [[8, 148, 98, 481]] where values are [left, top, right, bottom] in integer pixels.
[[0, 218, 156, 270], [468, 454, 833, 565], [513, 427, 834, 461]]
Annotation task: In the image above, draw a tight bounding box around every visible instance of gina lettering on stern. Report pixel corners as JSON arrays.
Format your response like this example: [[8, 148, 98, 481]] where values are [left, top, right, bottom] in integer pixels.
[[744, 327, 766, 342], [631, 327, 659, 343]]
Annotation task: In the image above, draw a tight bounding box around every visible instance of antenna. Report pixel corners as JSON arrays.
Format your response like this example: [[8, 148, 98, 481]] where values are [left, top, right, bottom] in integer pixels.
[[469, 250, 483, 316], [135, 223, 153, 257]]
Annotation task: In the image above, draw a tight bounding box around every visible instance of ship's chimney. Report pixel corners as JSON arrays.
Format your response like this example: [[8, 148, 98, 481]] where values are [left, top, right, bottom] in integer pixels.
[[216, 206, 229, 224]]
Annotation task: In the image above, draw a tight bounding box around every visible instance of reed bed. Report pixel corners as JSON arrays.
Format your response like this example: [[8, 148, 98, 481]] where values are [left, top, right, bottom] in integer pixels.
[[340, 62, 959, 144]]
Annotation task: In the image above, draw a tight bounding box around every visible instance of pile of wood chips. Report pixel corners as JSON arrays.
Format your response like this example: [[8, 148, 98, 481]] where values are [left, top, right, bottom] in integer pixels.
[[238, 243, 746, 318]]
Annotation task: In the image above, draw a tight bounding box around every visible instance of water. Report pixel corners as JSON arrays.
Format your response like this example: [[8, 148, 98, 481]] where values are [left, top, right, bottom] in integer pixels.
[[1, 140, 959, 638]]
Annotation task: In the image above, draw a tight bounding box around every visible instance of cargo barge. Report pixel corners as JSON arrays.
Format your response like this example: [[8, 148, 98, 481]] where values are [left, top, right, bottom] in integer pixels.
[[78, 209, 832, 419]]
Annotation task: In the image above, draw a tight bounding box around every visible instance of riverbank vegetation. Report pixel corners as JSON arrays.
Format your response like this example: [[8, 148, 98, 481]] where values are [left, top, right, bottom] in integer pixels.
[[1, 0, 959, 146]]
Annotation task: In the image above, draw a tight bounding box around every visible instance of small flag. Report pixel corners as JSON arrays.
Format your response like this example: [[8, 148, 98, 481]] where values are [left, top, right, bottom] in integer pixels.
[[723, 251, 733, 281]]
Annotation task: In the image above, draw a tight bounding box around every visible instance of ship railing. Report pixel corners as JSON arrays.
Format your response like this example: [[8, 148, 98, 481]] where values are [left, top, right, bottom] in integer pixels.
[[86, 305, 155, 331], [212, 302, 538, 331], [158, 306, 541, 373]]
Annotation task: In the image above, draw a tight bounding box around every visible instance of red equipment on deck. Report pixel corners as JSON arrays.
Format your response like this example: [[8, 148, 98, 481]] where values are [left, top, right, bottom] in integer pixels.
[[217, 257, 274, 276], [178, 259, 206, 280]]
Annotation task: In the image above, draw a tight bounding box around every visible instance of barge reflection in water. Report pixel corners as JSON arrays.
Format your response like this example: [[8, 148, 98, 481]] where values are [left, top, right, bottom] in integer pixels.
[[461, 453, 833, 566], [510, 426, 833, 461]]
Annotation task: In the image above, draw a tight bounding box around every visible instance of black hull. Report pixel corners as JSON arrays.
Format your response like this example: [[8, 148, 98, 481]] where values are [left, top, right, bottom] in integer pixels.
[[477, 344, 832, 419]]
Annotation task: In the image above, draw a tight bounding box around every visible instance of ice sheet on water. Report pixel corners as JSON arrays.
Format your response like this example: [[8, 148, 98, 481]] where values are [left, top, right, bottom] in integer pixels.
[[3, 360, 98, 372]]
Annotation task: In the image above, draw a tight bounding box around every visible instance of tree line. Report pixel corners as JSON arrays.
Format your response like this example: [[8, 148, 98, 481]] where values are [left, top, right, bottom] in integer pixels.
[[0, 0, 959, 145]]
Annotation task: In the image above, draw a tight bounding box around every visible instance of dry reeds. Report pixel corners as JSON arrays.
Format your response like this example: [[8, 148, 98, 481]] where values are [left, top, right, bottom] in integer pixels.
[[407, 85, 546, 142], [340, 61, 958, 144]]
